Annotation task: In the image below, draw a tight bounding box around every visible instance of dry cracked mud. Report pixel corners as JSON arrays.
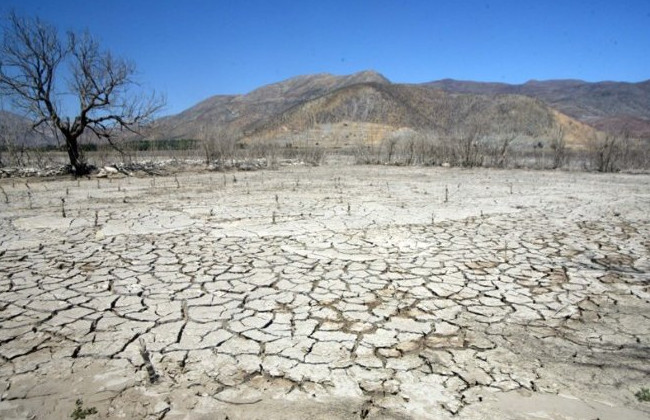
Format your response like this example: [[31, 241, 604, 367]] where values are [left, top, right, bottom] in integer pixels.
[[0, 164, 649, 419]]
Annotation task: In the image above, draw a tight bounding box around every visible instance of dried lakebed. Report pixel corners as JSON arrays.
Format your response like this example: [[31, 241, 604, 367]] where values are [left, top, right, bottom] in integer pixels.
[[0, 165, 649, 419]]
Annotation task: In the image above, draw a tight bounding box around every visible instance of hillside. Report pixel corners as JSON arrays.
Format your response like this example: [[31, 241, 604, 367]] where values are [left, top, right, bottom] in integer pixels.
[[0, 111, 54, 148], [275, 82, 600, 146], [154, 71, 390, 139], [258, 83, 557, 134], [154, 71, 599, 149], [424, 79, 650, 138]]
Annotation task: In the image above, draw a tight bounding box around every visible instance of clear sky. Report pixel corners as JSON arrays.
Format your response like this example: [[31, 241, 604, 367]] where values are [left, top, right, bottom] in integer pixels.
[[1, 0, 649, 115]]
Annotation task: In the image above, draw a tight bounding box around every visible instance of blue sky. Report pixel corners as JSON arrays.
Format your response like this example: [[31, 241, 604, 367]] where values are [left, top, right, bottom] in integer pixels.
[[1, 0, 649, 115]]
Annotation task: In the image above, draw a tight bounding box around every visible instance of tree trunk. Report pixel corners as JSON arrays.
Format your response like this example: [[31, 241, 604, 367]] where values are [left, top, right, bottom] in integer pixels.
[[64, 134, 91, 176]]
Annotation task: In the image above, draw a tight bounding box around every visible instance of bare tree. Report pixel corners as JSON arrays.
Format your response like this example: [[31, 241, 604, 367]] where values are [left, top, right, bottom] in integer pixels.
[[490, 133, 516, 168], [593, 132, 623, 172], [549, 125, 567, 169], [383, 135, 398, 164], [0, 12, 164, 175], [454, 124, 484, 167]]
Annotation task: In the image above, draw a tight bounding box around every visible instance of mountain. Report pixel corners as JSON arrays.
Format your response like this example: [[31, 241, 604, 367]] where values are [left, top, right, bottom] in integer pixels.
[[248, 81, 598, 148], [154, 70, 599, 148], [0, 111, 55, 147], [155, 71, 390, 139], [424, 79, 650, 138]]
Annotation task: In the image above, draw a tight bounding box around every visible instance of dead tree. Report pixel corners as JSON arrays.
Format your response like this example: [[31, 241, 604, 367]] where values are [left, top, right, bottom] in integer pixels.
[[492, 133, 516, 168], [594, 133, 623, 172], [455, 124, 485, 167], [201, 124, 240, 165], [550, 125, 567, 169], [0, 13, 164, 175]]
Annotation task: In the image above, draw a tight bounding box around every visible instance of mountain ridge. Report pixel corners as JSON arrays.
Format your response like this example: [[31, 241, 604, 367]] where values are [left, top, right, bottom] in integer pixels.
[[424, 78, 650, 137], [154, 70, 612, 147], [248, 80, 600, 149]]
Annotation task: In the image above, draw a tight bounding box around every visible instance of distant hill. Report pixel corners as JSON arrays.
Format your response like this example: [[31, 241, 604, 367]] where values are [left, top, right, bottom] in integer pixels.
[[153, 71, 600, 148], [0, 111, 55, 147], [424, 79, 650, 138], [155, 70, 390, 139], [251, 82, 602, 149]]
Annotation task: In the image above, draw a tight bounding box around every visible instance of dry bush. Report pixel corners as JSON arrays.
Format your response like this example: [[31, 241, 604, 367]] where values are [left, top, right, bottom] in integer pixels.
[[480, 134, 516, 168], [201, 125, 240, 165], [622, 138, 650, 170], [589, 133, 623, 172], [280, 146, 327, 165], [0, 119, 33, 167], [353, 144, 383, 164], [400, 133, 453, 166], [450, 123, 485, 167], [549, 126, 567, 169], [384, 136, 399, 164], [247, 141, 279, 168], [586, 132, 649, 172]]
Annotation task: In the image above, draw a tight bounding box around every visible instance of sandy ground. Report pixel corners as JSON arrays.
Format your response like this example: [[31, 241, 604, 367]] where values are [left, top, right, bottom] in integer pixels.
[[0, 163, 649, 419]]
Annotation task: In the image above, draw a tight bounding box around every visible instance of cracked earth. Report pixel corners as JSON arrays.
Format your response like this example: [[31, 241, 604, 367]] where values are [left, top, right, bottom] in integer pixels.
[[0, 164, 649, 419]]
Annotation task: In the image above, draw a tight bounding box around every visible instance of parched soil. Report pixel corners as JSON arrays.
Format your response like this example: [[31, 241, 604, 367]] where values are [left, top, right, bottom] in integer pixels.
[[0, 164, 649, 419]]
